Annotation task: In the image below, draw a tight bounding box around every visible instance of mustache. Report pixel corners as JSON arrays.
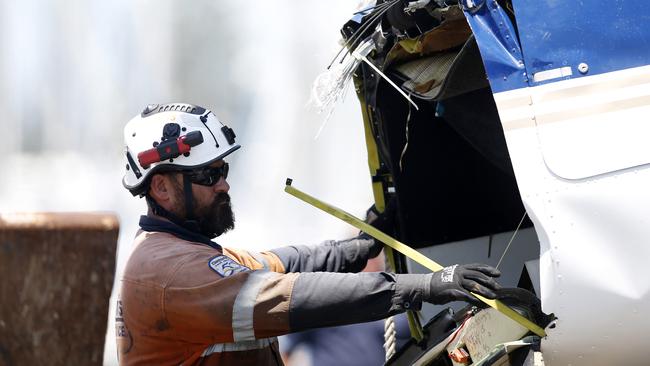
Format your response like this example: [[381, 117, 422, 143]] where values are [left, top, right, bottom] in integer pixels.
[[213, 192, 230, 205]]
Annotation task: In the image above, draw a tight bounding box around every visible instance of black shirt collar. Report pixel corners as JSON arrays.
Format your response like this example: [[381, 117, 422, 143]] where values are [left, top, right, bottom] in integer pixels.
[[139, 215, 222, 251]]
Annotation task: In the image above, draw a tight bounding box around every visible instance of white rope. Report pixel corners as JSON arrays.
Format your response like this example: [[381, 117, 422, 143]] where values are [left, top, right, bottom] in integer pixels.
[[383, 250, 398, 361], [384, 315, 397, 360]]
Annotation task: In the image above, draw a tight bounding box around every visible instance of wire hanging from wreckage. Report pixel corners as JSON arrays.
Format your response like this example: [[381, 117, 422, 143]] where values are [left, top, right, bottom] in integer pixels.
[[327, 0, 400, 70], [496, 211, 528, 270], [309, 0, 419, 138]]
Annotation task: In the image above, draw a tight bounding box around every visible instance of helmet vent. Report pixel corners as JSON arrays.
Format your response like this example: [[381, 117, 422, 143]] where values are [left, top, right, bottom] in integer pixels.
[[141, 103, 206, 117]]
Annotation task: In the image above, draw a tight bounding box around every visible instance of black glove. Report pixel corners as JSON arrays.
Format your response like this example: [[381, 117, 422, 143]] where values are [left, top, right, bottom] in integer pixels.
[[362, 198, 398, 258], [426, 263, 502, 305]]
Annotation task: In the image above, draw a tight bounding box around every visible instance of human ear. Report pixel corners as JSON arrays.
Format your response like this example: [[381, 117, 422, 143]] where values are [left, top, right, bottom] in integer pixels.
[[149, 174, 171, 203]]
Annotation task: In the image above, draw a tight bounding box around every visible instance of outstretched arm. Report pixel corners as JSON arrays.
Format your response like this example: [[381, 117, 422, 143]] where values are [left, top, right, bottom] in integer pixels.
[[160, 263, 501, 343], [270, 236, 381, 273]]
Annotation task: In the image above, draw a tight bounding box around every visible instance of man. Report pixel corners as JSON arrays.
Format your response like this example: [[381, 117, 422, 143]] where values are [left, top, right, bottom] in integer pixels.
[[117, 103, 502, 365]]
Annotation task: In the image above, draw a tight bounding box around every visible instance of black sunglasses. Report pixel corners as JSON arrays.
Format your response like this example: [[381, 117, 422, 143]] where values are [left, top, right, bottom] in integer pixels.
[[184, 163, 229, 186]]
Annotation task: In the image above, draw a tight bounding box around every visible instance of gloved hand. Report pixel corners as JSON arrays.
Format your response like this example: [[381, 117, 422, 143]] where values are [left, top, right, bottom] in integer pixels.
[[426, 263, 502, 305], [362, 197, 398, 258]]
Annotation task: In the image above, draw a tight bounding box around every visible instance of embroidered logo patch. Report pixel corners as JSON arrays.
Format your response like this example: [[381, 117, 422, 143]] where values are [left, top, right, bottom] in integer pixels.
[[208, 255, 250, 277]]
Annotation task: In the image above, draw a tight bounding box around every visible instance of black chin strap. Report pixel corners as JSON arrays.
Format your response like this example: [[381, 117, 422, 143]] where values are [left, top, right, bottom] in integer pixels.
[[183, 174, 195, 221], [181, 174, 202, 233], [145, 193, 201, 234]]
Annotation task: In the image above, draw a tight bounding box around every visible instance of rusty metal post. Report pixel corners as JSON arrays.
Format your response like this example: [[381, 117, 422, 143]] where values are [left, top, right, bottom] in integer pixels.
[[0, 213, 119, 365]]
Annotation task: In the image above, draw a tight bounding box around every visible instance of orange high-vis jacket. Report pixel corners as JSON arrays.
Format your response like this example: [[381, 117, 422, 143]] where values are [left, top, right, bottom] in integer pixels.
[[116, 217, 432, 365]]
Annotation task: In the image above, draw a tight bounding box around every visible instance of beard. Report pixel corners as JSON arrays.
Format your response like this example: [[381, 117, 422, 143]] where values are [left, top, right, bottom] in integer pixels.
[[169, 180, 235, 238], [194, 192, 235, 238]]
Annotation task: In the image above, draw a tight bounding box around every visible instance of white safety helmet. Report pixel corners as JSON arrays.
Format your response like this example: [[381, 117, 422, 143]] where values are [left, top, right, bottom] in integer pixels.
[[122, 103, 241, 196]]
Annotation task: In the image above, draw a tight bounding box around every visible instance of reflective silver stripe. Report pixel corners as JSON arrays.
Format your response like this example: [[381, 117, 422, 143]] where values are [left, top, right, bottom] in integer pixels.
[[232, 270, 274, 342], [248, 251, 271, 270], [201, 337, 277, 356]]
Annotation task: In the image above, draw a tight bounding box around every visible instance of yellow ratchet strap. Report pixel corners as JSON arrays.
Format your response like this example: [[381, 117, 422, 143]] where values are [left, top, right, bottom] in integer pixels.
[[284, 180, 547, 338]]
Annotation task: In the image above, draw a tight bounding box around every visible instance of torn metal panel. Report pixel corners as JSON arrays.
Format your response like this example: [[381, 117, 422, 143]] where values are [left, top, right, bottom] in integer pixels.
[[384, 6, 472, 67], [393, 36, 489, 100], [460, 0, 527, 93], [343, 3, 530, 245]]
